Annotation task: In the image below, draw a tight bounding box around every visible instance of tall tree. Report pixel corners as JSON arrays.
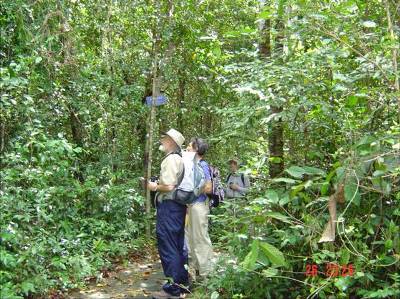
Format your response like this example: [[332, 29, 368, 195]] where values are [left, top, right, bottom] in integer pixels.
[[259, 0, 285, 178], [267, 0, 285, 178]]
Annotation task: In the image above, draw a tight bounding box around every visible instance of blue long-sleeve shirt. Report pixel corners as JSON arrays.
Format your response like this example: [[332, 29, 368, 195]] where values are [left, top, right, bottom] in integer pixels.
[[194, 160, 211, 203]]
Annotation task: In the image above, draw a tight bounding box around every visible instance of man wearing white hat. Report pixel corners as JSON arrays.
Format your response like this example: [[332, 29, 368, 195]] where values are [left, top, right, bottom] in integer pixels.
[[147, 128, 189, 299]]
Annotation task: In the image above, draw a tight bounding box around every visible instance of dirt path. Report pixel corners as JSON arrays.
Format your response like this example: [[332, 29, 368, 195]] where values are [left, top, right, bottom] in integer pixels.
[[64, 248, 221, 299], [66, 257, 167, 299]]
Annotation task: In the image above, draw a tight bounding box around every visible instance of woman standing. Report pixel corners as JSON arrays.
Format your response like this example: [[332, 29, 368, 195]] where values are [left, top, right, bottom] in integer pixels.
[[186, 138, 214, 280]]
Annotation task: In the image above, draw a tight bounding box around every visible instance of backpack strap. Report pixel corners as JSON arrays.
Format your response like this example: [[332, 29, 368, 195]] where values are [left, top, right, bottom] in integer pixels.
[[226, 173, 232, 183], [209, 165, 214, 179], [171, 150, 184, 185], [176, 165, 185, 186], [158, 150, 185, 201], [166, 149, 182, 158]]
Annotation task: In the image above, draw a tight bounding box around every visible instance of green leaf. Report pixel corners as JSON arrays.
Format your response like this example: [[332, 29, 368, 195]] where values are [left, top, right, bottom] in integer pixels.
[[303, 166, 326, 176], [285, 166, 305, 178], [0, 283, 23, 299], [51, 258, 67, 270], [271, 177, 298, 184], [384, 239, 393, 250], [372, 177, 392, 195], [224, 30, 241, 37], [20, 281, 35, 295], [264, 212, 292, 224], [346, 95, 358, 107], [290, 181, 312, 197], [321, 182, 330, 196], [279, 193, 290, 205], [344, 180, 360, 206], [259, 242, 285, 266], [0, 250, 17, 268], [340, 248, 350, 265], [265, 190, 279, 203], [286, 165, 324, 178], [212, 45, 221, 58], [225, 27, 255, 38], [241, 240, 259, 270], [262, 267, 278, 277], [259, 8, 272, 19]]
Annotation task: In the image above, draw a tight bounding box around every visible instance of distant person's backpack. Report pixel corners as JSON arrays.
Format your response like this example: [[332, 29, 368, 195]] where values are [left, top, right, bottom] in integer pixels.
[[208, 166, 225, 208], [171, 151, 206, 205]]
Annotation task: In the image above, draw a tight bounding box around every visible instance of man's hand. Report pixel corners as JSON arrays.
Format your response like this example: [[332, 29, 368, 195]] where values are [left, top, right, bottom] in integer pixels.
[[148, 182, 176, 192], [147, 181, 158, 191], [230, 183, 240, 191]]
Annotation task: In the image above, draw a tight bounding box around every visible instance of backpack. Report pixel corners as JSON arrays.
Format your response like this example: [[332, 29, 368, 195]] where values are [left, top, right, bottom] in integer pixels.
[[171, 151, 206, 205], [208, 166, 225, 208]]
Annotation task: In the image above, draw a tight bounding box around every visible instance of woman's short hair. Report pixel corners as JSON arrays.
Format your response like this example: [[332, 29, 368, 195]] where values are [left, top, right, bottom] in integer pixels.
[[190, 137, 209, 156]]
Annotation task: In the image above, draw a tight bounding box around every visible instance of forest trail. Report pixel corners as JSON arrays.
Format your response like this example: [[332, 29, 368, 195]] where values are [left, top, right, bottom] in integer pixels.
[[66, 256, 167, 299], [65, 248, 220, 299]]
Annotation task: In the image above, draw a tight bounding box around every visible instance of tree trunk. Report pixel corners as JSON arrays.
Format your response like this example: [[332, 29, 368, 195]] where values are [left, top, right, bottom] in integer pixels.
[[143, 0, 162, 237], [268, 1, 285, 178], [69, 109, 83, 147], [384, 0, 399, 122], [259, 0, 285, 178], [0, 120, 5, 154], [268, 105, 284, 178], [259, 8, 271, 57]]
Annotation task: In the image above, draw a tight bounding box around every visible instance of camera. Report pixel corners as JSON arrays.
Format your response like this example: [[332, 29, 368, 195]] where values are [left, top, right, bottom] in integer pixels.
[[149, 176, 159, 208], [139, 176, 159, 191], [150, 175, 159, 183]]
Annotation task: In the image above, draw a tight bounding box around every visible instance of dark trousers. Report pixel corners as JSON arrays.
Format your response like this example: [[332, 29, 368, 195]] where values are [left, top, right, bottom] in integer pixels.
[[156, 200, 188, 296]]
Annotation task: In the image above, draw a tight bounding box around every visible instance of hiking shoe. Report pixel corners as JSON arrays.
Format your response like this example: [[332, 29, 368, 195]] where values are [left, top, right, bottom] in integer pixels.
[[151, 290, 184, 299]]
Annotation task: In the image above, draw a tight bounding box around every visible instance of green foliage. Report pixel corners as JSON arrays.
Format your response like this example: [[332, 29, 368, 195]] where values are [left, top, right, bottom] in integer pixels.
[[0, 129, 146, 297], [206, 130, 399, 298], [1, 0, 399, 298], [197, 0, 399, 295]]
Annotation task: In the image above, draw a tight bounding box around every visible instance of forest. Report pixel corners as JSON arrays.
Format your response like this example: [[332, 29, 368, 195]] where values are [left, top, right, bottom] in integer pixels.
[[1, 0, 399, 298]]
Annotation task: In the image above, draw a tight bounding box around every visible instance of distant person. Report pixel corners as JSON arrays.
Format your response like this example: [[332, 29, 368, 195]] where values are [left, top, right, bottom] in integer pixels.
[[186, 138, 214, 281], [225, 158, 250, 199], [147, 128, 188, 299]]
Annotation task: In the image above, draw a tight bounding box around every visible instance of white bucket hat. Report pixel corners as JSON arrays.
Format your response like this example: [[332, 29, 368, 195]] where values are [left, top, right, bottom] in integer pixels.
[[163, 128, 185, 148]]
